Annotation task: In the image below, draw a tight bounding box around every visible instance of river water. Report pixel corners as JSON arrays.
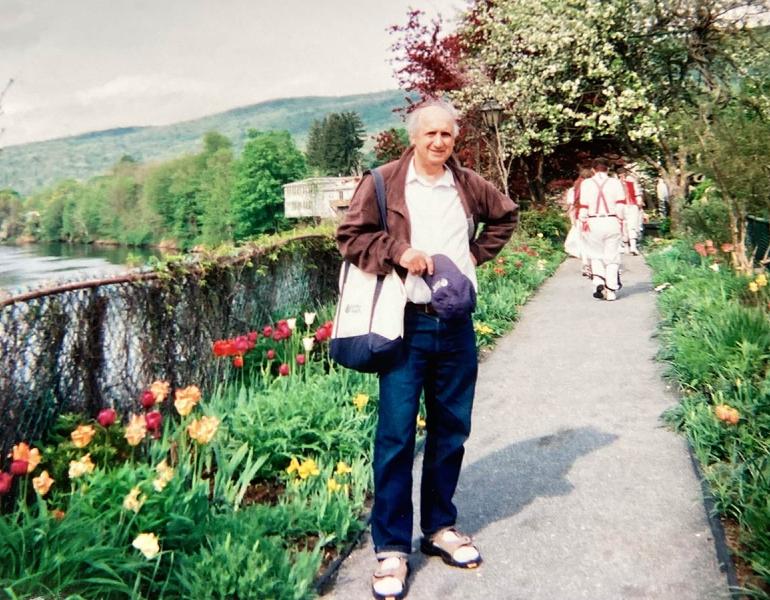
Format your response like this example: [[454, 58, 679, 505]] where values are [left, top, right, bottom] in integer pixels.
[[0, 242, 163, 292]]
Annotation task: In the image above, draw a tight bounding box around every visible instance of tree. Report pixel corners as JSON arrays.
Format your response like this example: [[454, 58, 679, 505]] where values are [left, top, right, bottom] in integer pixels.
[[231, 130, 307, 239], [372, 127, 410, 165], [0, 189, 23, 240], [687, 88, 770, 271], [305, 112, 365, 175], [199, 146, 236, 245]]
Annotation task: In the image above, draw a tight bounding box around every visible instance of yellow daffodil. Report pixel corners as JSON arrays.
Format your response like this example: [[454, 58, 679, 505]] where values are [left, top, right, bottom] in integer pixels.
[[174, 385, 201, 416], [352, 393, 369, 411], [416, 415, 426, 429], [187, 415, 220, 445], [124, 414, 147, 446], [11, 442, 42, 473], [295, 458, 320, 480], [123, 487, 146, 513], [132, 533, 160, 559], [474, 323, 493, 335], [756, 273, 768, 288], [749, 281, 759, 293], [150, 380, 171, 403], [68, 454, 95, 479], [32, 470, 54, 496], [153, 460, 175, 492], [327, 478, 342, 493], [335, 461, 353, 476], [286, 457, 301, 475], [71, 424, 96, 449]]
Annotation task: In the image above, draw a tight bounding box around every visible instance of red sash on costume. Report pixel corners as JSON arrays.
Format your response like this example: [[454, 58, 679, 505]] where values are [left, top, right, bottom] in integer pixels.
[[624, 180, 638, 206]]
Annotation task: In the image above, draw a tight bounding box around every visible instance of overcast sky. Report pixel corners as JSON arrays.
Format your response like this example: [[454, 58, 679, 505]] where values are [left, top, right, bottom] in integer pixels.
[[0, 0, 464, 147]]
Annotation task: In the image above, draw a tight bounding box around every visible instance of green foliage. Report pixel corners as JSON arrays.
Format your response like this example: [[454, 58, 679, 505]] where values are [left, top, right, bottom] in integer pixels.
[[649, 240, 770, 593], [518, 205, 570, 244], [305, 112, 365, 176], [232, 130, 307, 239], [0, 189, 24, 240], [680, 179, 731, 244]]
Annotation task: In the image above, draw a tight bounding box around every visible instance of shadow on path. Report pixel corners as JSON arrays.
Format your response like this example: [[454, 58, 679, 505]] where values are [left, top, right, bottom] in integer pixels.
[[408, 426, 618, 577]]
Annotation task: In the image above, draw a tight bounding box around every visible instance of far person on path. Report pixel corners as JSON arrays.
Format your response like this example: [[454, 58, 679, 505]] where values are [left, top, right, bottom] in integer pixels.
[[563, 167, 594, 277], [577, 158, 626, 301], [618, 167, 644, 256], [337, 99, 517, 600], [656, 177, 670, 217]]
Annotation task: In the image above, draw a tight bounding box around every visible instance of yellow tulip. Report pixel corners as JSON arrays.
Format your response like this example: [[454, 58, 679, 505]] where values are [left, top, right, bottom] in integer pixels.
[[132, 533, 160, 559], [150, 380, 171, 403], [335, 461, 353, 476], [123, 487, 146, 513], [71, 424, 96, 448], [187, 415, 220, 445], [32, 470, 54, 496], [68, 454, 95, 479], [124, 414, 147, 446], [749, 281, 759, 293], [352, 394, 369, 411], [297, 459, 320, 480], [327, 478, 342, 493], [174, 385, 201, 416], [11, 442, 42, 473]]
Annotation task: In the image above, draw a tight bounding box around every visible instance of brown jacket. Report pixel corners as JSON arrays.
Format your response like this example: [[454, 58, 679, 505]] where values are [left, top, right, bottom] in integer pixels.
[[336, 147, 518, 275]]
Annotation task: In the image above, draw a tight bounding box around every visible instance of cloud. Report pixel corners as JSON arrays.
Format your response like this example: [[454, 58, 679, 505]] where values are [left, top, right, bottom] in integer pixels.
[[74, 74, 210, 105]]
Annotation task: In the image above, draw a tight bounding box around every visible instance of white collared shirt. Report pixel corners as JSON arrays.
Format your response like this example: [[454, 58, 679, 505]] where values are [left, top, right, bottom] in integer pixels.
[[404, 159, 477, 303]]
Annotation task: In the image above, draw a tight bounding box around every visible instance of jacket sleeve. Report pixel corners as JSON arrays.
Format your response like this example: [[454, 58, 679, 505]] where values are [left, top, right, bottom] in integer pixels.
[[469, 175, 518, 266], [335, 174, 411, 275]]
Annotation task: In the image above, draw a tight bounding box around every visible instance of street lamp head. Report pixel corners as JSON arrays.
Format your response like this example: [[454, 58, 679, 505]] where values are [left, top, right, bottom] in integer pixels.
[[480, 100, 503, 128]]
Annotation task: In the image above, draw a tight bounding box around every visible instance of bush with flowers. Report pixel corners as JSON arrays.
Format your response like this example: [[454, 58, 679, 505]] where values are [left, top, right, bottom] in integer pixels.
[[649, 238, 770, 594], [0, 230, 563, 599]]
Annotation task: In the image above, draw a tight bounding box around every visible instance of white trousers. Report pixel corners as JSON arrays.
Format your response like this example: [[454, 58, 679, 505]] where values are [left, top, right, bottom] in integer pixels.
[[583, 217, 622, 290], [624, 205, 643, 242]]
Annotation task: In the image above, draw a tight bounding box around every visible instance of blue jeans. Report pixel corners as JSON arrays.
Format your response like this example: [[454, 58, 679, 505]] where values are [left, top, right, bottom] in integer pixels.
[[372, 309, 478, 555]]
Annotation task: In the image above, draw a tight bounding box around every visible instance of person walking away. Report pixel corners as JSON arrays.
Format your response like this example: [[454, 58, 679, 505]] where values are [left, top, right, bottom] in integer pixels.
[[618, 167, 644, 255], [563, 167, 594, 277], [577, 158, 626, 301], [336, 98, 518, 600]]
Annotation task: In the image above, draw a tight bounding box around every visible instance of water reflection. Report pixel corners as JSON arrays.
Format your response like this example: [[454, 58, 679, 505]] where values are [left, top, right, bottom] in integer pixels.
[[0, 242, 164, 291]]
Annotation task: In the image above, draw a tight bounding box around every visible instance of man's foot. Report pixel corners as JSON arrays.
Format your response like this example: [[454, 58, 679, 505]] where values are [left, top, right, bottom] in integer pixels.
[[372, 556, 409, 600], [420, 527, 482, 569], [604, 289, 617, 301]]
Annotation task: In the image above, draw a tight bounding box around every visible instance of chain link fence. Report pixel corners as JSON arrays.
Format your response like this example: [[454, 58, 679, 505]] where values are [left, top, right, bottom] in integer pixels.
[[0, 235, 340, 459]]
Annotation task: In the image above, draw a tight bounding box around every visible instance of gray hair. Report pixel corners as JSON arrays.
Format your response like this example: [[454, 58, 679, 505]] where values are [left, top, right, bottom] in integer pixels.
[[406, 99, 461, 141]]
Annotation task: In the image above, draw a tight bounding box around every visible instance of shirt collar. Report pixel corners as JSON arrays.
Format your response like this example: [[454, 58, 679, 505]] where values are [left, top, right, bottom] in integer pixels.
[[406, 159, 455, 188]]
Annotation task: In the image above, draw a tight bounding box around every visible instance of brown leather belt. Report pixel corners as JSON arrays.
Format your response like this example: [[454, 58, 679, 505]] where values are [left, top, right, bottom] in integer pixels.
[[406, 302, 438, 316]]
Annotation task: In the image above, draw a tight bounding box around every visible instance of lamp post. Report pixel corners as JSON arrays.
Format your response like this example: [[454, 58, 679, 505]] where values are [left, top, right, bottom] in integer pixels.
[[479, 100, 508, 196]]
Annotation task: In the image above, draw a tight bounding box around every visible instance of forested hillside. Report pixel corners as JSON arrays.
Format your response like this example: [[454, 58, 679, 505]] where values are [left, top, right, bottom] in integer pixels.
[[0, 90, 405, 195]]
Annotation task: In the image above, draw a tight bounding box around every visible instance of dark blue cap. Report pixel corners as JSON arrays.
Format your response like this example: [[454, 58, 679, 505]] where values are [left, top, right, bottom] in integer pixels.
[[422, 254, 476, 320]]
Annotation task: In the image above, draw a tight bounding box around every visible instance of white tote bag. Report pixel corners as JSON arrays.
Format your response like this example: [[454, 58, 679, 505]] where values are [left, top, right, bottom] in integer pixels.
[[329, 168, 407, 373], [329, 262, 406, 372]]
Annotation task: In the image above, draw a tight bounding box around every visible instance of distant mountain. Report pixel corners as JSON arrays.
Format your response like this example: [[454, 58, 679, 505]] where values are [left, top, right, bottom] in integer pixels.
[[0, 90, 408, 195]]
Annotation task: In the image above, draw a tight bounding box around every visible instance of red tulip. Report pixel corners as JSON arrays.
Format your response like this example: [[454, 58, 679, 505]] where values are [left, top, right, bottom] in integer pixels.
[[10, 460, 28, 476], [212, 340, 229, 357], [145, 411, 162, 431], [263, 326, 273, 337], [97, 408, 117, 427], [0, 473, 12, 494], [296, 354, 306, 365], [140, 390, 156, 409], [247, 331, 258, 343], [278, 363, 290, 376], [266, 349, 276, 360], [233, 355, 244, 368]]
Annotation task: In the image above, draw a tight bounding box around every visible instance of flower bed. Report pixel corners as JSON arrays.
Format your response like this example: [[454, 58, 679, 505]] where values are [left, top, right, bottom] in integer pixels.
[[648, 239, 770, 597], [0, 231, 563, 599]]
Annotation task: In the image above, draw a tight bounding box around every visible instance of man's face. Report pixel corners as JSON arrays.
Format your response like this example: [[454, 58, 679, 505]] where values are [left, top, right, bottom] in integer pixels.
[[411, 106, 456, 170]]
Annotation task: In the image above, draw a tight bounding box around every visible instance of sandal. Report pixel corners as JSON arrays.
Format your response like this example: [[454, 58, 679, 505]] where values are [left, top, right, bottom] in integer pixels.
[[371, 555, 409, 600], [420, 527, 482, 569]]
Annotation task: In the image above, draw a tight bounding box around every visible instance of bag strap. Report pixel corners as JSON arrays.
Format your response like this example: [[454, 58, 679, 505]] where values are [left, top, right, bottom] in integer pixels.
[[371, 168, 388, 233]]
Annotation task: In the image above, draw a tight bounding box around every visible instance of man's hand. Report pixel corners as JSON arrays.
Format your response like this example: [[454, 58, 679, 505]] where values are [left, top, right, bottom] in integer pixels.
[[399, 248, 434, 276]]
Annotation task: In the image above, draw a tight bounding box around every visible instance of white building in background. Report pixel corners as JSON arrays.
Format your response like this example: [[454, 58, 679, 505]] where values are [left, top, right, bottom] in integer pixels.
[[283, 176, 361, 219]]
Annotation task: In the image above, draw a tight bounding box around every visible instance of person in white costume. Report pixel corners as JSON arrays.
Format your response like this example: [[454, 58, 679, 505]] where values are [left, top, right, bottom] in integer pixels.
[[617, 167, 644, 255], [563, 167, 594, 277], [577, 158, 627, 301]]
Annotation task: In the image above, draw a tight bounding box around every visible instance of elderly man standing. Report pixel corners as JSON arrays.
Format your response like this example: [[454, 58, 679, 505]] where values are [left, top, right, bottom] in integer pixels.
[[337, 99, 517, 599], [577, 158, 627, 301]]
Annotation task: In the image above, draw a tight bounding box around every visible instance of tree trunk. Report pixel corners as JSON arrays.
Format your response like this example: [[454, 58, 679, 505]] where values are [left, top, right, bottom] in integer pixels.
[[660, 150, 690, 233]]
